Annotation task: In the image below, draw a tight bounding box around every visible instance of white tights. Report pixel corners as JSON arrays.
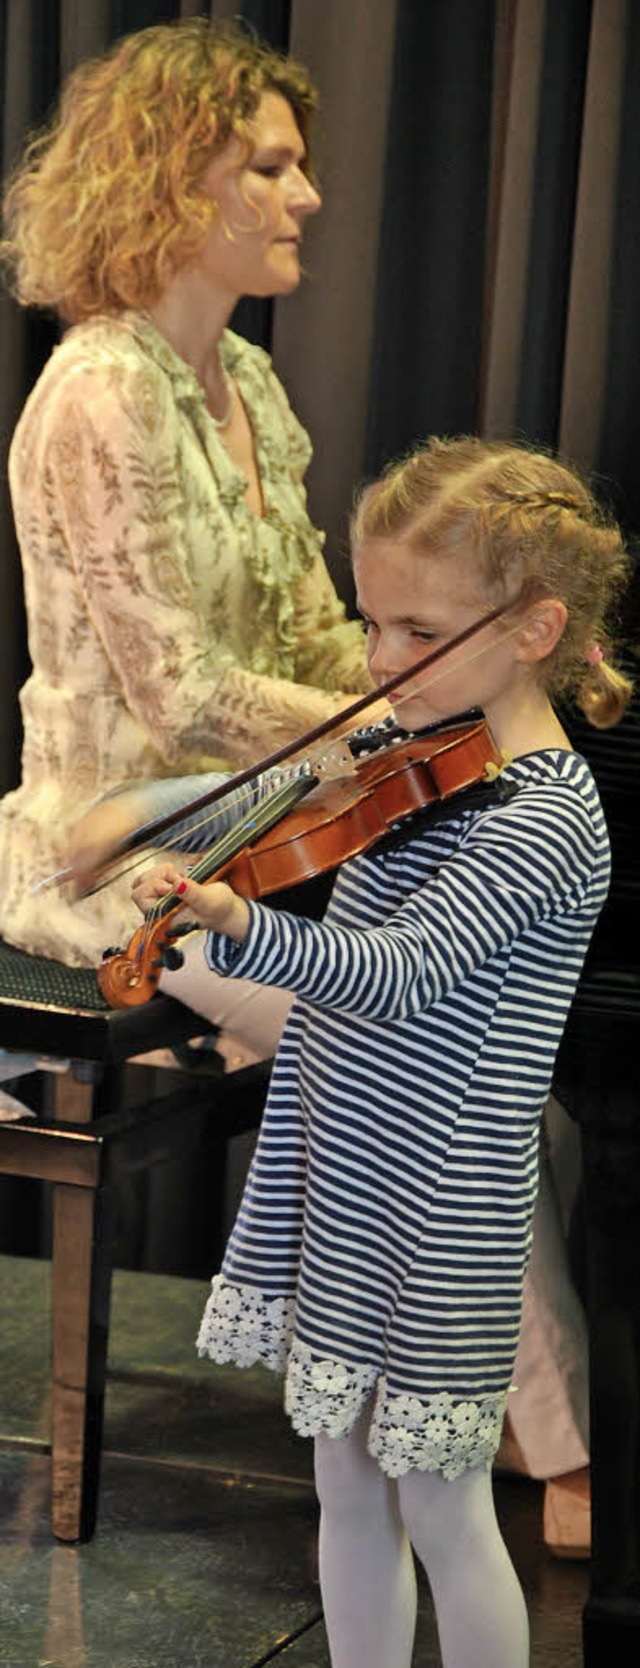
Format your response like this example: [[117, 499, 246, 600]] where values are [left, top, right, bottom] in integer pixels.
[[314, 1405, 529, 1668]]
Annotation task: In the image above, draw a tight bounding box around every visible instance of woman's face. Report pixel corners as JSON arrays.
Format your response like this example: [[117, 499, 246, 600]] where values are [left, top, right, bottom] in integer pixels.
[[195, 90, 321, 300]]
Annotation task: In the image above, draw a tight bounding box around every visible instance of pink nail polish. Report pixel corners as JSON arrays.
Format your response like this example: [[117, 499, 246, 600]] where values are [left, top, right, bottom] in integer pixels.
[[176, 880, 187, 896]]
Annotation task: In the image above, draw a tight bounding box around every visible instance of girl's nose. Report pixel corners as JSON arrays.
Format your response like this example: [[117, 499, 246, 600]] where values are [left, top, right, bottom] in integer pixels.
[[367, 634, 393, 685]]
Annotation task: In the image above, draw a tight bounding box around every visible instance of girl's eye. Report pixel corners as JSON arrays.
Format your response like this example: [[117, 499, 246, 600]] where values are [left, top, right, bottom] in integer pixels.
[[412, 630, 436, 644], [252, 164, 284, 179]]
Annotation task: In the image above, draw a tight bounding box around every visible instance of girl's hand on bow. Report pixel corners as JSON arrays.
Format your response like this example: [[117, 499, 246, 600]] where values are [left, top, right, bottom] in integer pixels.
[[131, 862, 250, 942]]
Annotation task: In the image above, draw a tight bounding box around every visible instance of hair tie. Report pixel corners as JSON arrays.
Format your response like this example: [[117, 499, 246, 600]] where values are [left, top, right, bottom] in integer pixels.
[[586, 643, 604, 666]]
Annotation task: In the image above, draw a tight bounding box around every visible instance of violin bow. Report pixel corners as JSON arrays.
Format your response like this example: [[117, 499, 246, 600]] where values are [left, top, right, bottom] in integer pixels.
[[34, 594, 528, 897], [107, 599, 511, 861]]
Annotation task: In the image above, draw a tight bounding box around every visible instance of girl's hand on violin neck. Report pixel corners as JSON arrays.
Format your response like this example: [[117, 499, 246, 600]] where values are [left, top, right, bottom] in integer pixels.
[[131, 863, 251, 943]]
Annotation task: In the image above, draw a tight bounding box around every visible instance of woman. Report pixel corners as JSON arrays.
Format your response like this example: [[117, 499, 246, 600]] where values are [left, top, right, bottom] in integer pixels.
[[0, 18, 373, 977]]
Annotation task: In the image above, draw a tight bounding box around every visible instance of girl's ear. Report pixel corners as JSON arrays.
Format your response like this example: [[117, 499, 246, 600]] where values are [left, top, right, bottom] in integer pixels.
[[516, 598, 568, 665]]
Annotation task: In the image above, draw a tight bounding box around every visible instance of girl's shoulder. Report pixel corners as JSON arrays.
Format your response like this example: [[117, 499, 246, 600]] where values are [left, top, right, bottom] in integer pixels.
[[481, 748, 608, 852], [501, 747, 601, 801]]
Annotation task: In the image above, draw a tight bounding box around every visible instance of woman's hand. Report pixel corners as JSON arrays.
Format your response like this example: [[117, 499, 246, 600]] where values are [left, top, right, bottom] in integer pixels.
[[67, 793, 145, 893], [131, 861, 250, 943]]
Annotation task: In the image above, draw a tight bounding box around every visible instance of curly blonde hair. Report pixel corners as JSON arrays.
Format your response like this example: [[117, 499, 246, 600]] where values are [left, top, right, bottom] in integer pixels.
[[351, 436, 633, 729], [0, 18, 318, 323]]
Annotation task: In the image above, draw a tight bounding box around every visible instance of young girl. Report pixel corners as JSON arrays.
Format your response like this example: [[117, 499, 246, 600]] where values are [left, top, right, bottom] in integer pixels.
[[129, 437, 631, 1668]]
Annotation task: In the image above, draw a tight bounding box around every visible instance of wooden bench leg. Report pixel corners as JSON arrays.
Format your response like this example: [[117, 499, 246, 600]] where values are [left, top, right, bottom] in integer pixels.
[[51, 1167, 115, 1542]]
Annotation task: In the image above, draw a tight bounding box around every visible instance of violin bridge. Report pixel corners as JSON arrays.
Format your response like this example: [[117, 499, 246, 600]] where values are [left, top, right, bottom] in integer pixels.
[[309, 738, 357, 781]]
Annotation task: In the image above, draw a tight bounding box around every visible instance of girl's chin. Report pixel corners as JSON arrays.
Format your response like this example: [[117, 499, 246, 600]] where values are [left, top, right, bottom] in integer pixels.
[[392, 702, 440, 731]]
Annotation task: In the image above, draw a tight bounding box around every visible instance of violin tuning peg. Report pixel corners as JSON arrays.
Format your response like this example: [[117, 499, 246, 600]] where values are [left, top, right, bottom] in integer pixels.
[[161, 946, 185, 971]]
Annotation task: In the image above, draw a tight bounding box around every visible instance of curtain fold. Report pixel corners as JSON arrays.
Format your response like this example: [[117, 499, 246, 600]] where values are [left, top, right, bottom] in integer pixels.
[[480, 0, 547, 438], [598, 0, 640, 535], [558, 0, 626, 474], [272, 0, 399, 598], [514, 0, 594, 446], [363, 0, 496, 475]]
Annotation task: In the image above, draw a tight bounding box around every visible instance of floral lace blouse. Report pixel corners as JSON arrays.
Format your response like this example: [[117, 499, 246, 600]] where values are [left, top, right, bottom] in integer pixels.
[[0, 313, 369, 965]]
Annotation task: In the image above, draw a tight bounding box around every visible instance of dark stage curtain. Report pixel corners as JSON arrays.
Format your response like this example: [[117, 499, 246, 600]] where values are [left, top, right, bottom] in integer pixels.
[[598, 3, 640, 535], [364, 0, 497, 473], [0, 0, 637, 1272], [514, 0, 594, 447]]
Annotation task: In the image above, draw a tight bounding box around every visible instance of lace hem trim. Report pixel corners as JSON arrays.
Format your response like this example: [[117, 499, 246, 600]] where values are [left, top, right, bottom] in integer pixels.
[[196, 1272, 296, 1371], [285, 1339, 379, 1436], [369, 1379, 509, 1479], [197, 1276, 508, 1478]]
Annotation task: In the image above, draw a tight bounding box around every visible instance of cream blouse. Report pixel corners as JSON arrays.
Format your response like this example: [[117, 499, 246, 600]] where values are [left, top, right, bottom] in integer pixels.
[[0, 313, 369, 965]]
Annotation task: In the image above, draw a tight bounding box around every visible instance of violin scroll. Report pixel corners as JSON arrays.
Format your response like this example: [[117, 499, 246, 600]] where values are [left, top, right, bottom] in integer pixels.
[[97, 921, 172, 1007]]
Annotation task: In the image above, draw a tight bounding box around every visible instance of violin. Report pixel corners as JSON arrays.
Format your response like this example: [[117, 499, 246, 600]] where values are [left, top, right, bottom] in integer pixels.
[[97, 713, 504, 1008]]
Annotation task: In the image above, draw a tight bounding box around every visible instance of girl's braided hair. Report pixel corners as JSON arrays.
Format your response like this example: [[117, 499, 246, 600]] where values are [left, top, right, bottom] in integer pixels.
[[351, 436, 633, 728]]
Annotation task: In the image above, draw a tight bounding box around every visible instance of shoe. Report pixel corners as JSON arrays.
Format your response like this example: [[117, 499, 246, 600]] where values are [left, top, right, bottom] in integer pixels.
[[543, 1467, 591, 1559]]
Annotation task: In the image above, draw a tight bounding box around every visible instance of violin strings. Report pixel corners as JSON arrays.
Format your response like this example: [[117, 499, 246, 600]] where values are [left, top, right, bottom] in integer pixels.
[[130, 618, 529, 919], [35, 604, 531, 902], [96, 600, 514, 864], [138, 774, 317, 926], [140, 617, 527, 865], [72, 610, 533, 907]]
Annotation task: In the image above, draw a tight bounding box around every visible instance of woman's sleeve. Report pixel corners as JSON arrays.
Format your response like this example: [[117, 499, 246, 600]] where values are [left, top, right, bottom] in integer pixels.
[[46, 360, 359, 767], [292, 550, 373, 694], [204, 783, 603, 1019], [108, 761, 306, 855]]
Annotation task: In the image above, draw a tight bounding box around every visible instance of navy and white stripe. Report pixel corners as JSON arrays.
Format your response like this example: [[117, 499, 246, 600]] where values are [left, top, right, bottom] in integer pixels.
[[197, 750, 609, 1474]]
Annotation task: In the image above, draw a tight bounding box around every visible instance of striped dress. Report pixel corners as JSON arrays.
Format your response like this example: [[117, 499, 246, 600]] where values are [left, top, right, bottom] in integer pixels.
[[195, 748, 608, 1479]]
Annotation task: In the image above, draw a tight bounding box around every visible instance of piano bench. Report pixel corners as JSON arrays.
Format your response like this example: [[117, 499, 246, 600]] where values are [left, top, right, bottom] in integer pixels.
[[0, 939, 271, 1544]]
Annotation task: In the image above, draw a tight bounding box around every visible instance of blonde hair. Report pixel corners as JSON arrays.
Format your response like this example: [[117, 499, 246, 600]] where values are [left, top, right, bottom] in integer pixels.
[[351, 437, 633, 729], [0, 19, 317, 323]]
